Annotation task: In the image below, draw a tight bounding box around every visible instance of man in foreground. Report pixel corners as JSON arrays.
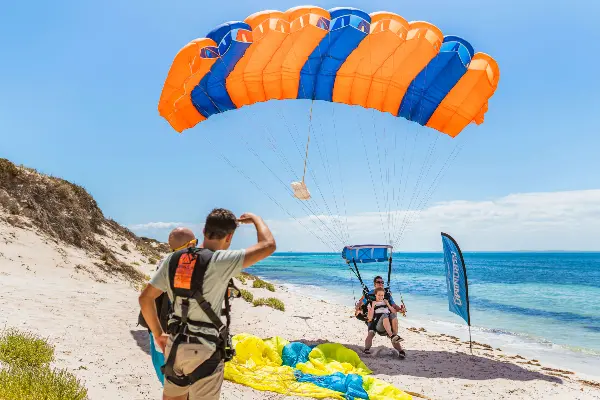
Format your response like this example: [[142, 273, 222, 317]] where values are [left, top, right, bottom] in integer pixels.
[[139, 209, 276, 400]]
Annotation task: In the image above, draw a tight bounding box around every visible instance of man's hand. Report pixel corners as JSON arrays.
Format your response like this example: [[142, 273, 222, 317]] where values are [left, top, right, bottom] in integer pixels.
[[237, 213, 258, 224], [154, 333, 169, 353], [397, 303, 407, 316], [239, 213, 276, 268]]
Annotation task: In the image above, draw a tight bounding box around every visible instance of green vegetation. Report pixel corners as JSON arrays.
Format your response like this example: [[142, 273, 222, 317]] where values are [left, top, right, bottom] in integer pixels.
[[0, 328, 54, 368], [236, 274, 247, 285], [253, 278, 275, 292], [252, 297, 285, 311], [0, 328, 88, 400], [239, 289, 253, 303]]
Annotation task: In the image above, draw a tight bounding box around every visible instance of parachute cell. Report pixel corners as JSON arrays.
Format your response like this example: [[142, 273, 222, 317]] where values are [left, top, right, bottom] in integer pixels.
[[158, 6, 499, 137]]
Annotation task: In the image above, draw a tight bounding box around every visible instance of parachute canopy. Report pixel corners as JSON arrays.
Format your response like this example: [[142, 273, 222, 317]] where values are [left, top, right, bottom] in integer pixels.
[[342, 245, 392, 263], [158, 6, 500, 137]]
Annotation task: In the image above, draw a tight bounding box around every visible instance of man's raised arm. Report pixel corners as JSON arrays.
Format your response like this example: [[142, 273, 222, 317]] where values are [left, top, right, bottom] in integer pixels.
[[238, 213, 276, 268]]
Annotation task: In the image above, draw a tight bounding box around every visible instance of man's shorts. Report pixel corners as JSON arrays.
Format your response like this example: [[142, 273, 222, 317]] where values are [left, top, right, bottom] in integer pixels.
[[162, 336, 224, 400], [371, 311, 398, 333]]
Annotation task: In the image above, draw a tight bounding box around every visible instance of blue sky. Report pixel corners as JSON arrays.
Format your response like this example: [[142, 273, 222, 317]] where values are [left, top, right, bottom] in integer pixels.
[[1, 0, 599, 251]]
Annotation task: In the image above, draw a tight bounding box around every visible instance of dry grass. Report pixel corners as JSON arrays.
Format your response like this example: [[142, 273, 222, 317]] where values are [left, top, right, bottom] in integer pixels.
[[0, 158, 169, 285]]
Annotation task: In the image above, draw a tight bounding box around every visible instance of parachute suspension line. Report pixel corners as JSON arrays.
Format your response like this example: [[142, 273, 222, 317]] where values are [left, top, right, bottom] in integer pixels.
[[284, 43, 349, 244], [370, 108, 392, 245], [355, 112, 388, 244], [204, 136, 339, 252], [302, 100, 313, 184], [247, 112, 301, 182], [287, 39, 351, 245], [330, 104, 350, 245], [274, 105, 341, 235], [391, 61, 432, 246], [312, 103, 349, 244], [367, 41, 393, 246], [225, 126, 346, 249], [237, 101, 345, 248], [396, 140, 466, 247], [295, 101, 348, 244], [394, 134, 440, 245]]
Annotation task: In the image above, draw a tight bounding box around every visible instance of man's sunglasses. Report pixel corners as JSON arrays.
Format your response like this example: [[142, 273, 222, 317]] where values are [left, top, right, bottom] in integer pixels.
[[375, 280, 384, 284]]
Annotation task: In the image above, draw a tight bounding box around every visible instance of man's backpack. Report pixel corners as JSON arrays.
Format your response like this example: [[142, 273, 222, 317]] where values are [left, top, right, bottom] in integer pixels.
[[138, 292, 171, 333]]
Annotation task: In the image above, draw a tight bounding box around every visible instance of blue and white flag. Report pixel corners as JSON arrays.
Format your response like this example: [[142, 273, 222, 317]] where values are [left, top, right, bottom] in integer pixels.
[[441, 232, 471, 326]]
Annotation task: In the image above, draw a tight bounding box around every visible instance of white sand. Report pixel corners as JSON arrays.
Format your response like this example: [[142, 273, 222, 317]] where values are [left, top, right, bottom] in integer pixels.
[[1, 214, 599, 400]]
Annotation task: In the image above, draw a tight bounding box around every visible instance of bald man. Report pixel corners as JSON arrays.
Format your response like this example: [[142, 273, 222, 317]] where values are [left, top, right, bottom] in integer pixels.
[[142, 227, 197, 386], [168, 227, 197, 251]]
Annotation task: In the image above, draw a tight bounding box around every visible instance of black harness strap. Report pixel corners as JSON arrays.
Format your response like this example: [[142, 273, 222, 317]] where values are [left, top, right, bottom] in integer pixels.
[[350, 259, 370, 295], [161, 248, 236, 387]]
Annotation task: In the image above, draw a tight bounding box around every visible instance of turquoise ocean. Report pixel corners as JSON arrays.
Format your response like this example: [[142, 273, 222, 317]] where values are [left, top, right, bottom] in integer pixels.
[[246, 252, 600, 377]]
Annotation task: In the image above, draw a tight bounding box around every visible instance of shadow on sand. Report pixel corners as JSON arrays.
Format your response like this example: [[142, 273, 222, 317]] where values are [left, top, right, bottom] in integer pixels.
[[130, 329, 151, 355], [291, 338, 563, 384]]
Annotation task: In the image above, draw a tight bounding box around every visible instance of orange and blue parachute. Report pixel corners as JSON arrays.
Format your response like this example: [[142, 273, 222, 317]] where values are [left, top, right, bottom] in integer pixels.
[[157, 6, 500, 253], [158, 6, 499, 138]]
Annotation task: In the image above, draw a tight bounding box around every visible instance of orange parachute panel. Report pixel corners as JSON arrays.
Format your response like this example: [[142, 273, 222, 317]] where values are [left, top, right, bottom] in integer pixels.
[[426, 53, 500, 137], [226, 11, 288, 108], [263, 6, 331, 101], [380, 21, 443, 116], [332, 12, 409, 110], [158, 38, 217, 132]]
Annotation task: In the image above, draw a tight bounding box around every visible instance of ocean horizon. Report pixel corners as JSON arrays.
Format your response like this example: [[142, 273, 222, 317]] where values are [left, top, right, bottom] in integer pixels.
[[246, 251, 600, 378]]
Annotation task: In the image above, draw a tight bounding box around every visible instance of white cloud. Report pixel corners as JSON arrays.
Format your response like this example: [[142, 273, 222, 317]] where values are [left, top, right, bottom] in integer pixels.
[[128, 189, 600, 252], [127, 221, 189, 230]]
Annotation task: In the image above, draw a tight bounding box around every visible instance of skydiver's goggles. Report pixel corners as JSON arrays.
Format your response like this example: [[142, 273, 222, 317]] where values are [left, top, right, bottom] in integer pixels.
[[171, 238, 198, 252], [374, 280, 384, 284]]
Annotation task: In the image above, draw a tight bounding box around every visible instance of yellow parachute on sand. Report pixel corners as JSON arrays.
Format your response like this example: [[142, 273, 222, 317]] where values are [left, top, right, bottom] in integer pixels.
[[224, 333, 412, 400]]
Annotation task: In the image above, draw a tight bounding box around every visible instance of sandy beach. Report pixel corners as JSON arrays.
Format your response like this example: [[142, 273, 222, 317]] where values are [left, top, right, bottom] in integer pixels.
[[1, 212, 599, 400]]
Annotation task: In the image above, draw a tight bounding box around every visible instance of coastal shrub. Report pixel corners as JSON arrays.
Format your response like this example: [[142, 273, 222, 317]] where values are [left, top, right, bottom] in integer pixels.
[[240, 271, 257, 280], [0, 328, 89, 399], [253, 297, 285, 312], [240, 289, 253, 303], [0, 365, 88, 400], [120, 243, 129, 252], [0, 328, 54, 368], [236, 274, 247, 285], [253, 278, 275, 292]]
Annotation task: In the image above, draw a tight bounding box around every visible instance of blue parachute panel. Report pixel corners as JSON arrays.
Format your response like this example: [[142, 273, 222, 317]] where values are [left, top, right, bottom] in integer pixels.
[[342, 245, 392, 263], [192, 22, 252, 118], [398, 36, 474, 125], [295, 371, 369, 400], [298, 8, 370, 100]]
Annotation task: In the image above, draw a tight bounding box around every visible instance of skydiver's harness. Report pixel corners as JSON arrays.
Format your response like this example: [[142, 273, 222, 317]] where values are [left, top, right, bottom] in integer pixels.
[[348, 256, 406, 335], [161, 247, 239, 387]]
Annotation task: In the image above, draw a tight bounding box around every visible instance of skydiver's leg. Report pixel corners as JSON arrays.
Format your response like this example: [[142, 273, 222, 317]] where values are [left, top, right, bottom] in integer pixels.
[[364, 331, 375, 353], [381, 317, 394, 337], [389, 312, 399, 335], [382, 316, 402, 344], [392, 340, 406, 359]]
